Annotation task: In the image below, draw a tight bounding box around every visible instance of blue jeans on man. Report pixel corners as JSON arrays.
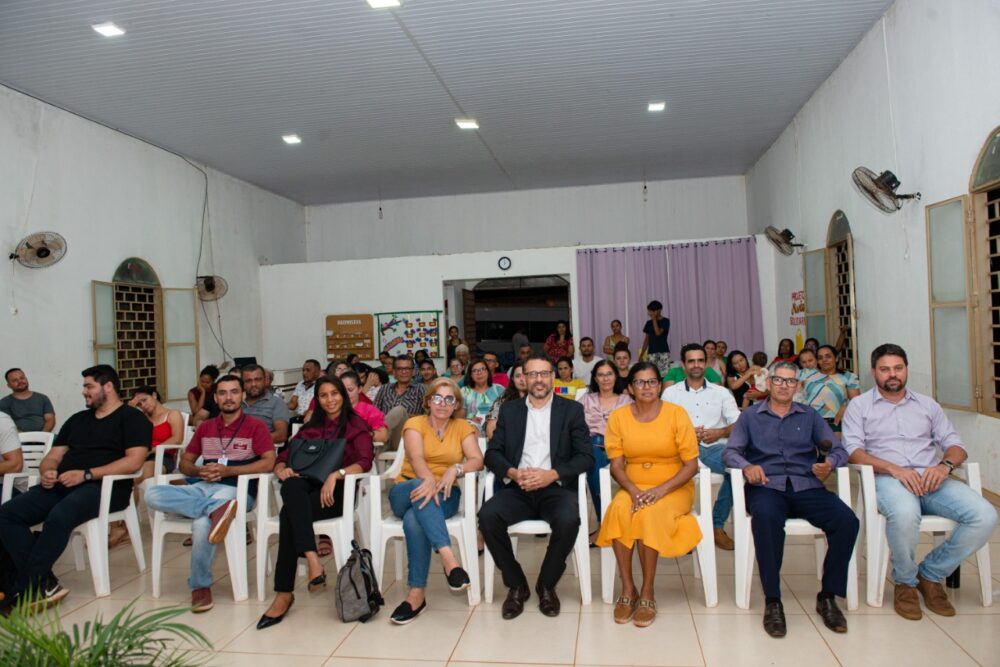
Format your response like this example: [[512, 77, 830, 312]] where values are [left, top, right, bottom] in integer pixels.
[[145, 482, 254, 590], [875, 475, 997, 586], [698, 443, 733, 530], [388, 478, 461, 588]]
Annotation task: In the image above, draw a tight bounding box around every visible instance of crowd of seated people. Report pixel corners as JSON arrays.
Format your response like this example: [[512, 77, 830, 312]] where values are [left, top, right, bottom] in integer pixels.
[[0, 323, 994, 645]]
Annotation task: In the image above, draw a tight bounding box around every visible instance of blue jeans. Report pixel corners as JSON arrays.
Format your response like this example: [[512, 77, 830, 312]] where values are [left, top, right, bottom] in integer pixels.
[[875, 475, 998, 586], [145, 482, 254, 590], [698, 443, 733, 529], [389, 479, 461, 588], [585, 435, 609, 521]]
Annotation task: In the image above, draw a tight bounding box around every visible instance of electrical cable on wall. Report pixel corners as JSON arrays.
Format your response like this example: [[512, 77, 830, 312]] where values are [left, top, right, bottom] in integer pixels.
[[184, 157, 232, 364]]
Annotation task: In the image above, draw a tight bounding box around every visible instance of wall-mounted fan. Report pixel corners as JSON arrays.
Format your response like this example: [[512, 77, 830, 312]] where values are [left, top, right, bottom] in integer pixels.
[[8, 231, 67, 269], [764, 226, 805, 256], [196, 275, 229, 301], [852, 167, 921, 213]]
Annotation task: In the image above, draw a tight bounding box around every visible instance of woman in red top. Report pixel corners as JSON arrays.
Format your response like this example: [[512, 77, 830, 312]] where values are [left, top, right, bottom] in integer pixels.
[[543, 320, 575, 364], [111, 385, 184, 546], [258, 376, 374, 630], [767, 338, 798, 368]]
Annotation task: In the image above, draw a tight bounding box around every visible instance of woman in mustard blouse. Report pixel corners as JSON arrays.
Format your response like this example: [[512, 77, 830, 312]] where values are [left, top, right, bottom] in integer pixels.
[[595, 362, 701, 628], [388, 377, 484, 624]]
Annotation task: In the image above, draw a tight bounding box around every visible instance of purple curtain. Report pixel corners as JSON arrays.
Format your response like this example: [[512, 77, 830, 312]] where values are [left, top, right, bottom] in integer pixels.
[[666, 237, 765, 357], [576, 248, 628, 351], [624, 246, 669, 358]]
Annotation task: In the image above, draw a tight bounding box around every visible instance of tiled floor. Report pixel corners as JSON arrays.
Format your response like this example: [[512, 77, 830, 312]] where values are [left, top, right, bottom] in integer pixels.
[[42, 522, 1000, 666]]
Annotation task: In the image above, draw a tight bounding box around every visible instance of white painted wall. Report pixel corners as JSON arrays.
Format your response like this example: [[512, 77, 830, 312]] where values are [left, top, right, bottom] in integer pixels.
[[260, 234, 778, 374], [305, 175, 748, 261], [0, 85, 305, 423], [745, 0, 1000, 487]]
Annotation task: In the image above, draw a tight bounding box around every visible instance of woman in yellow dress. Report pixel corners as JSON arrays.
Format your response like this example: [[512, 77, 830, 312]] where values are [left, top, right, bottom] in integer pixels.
[[596, 361, 702, 628]]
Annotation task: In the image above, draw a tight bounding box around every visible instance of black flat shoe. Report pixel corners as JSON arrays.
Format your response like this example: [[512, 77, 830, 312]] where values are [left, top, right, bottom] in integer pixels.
[[390, 600, 427, 625], [816, 595, 847, 633], [763, 600, 786, 638], [446, 566, 471, 592], [307, 571, 327, 593], [256, 595, 294, 630]]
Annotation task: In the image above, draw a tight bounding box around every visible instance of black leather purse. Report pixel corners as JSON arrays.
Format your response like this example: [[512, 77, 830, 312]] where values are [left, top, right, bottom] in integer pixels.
[[286, 426, 346, 483]]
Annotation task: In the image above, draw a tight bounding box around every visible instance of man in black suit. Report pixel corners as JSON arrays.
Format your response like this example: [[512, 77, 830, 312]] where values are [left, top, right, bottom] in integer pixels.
[[479, 354, 593, 619]]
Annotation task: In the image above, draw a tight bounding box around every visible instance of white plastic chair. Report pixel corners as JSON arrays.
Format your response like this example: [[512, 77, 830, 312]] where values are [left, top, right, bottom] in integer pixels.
[[482, 471, 592, 604], [730, 466, 858, 610], [852, 462, 993, 607], [149, 445, 262, 602], [255, 469, 371, 601], [368, 447, 480, 604], [70, 470, 147, 597], [599, 463, 719, 607], [1, 431, 54, 503], [575, 388, 589, 402]]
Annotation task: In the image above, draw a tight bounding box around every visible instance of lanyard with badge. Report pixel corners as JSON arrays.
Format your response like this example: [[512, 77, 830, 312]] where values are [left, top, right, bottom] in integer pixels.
[[216, 415, 246, 466]]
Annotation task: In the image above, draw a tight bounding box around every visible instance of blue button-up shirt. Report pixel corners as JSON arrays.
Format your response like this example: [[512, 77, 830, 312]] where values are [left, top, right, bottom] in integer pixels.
[[840, 387, 964, 473], [723, 400, 844, 492]]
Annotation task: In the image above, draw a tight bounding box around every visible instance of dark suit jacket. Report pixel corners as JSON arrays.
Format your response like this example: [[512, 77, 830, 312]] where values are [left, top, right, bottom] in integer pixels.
[[485, 394, 593, 490]]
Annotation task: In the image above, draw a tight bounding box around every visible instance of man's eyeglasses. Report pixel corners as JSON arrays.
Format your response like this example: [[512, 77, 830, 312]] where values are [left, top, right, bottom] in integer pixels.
[[631, 378, 660, 389], [524, 370, 553, 379], [769, 376, 799, 387], [430, 394, 457, 406]]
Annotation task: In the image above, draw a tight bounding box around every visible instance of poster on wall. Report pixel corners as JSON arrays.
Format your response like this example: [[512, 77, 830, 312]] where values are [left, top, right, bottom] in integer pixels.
[[325, 314, 375, 361], [789, 290, 805, 326], [376, 311, 442, 358]]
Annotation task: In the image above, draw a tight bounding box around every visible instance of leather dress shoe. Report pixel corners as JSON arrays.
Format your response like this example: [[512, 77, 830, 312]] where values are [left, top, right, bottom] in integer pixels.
[[762, 600, 786, 638], [501, 584, 530, 620], [816, 595, 847, 633], [536, 584, 561, 617]]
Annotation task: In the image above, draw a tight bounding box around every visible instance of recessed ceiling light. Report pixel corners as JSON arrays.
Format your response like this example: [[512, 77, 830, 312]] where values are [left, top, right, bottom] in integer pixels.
[[92, 22, 125, 37], [455, 118, 479, 130], [648, 101, 666, 112], [282, 134, 302, 145], [367, 0, 401, 8]]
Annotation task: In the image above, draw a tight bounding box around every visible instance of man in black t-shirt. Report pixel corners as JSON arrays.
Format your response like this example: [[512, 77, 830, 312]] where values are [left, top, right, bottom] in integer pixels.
[[0, 365, 149, 608]]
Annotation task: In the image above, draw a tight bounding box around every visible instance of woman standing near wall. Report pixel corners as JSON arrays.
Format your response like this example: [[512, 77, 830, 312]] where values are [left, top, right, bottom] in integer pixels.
[[544, 320, 575, 364], [602, 320, 630, 356]]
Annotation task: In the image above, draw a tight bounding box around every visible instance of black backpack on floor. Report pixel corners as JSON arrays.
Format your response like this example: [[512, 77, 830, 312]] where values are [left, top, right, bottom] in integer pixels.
[[335, 540, 384, 622]]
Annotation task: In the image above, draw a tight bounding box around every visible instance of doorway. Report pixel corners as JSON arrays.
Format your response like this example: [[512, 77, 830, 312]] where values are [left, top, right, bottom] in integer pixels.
[[444, 275, 571, 367]]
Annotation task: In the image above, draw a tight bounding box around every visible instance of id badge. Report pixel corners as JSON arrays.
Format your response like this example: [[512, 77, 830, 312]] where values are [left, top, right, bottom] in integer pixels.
[[218, 456, 229, 467]]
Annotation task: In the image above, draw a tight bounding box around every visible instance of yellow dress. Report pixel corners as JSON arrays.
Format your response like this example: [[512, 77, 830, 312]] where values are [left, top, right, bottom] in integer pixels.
[[595, 402, 702, 557]]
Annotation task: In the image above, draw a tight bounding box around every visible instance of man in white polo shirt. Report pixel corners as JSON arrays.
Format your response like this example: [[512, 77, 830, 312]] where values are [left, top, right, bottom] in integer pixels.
[[661, 343, 740, 550]]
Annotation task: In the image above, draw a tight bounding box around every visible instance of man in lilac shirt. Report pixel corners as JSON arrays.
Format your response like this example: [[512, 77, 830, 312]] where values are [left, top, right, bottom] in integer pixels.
[[843, 343, 997, 621], [724, 361, 858, 638]]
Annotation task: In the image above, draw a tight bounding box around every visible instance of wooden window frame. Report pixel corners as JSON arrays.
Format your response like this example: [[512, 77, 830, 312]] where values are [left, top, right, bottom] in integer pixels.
[[926, 195, 979, 412]]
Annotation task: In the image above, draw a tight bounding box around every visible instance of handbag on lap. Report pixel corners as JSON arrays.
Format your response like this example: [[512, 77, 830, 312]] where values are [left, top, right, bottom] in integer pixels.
[[285, 425, 345, 483]]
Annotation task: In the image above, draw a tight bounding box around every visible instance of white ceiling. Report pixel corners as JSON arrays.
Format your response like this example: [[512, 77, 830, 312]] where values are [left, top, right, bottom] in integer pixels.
[[0, 0, 893, 205]]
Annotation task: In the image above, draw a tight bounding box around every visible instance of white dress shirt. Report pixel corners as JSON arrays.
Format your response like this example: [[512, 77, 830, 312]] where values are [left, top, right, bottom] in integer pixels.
[[661, 379, 740, 445], [573, 356, 602, 382], [520, 393, 553, 470]]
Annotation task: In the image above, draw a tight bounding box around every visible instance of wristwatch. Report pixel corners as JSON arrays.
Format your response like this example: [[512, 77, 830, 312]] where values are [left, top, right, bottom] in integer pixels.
[[453, 463, 465, 477], [338, 468, 347, 478], [941, 459, 957, 475], [83, 469, 93, 482]]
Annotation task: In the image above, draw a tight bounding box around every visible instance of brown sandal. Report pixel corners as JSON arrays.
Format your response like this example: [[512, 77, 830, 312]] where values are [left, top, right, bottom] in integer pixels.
[[613, 595, 638, 624], [633, 598, 657, 628]]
